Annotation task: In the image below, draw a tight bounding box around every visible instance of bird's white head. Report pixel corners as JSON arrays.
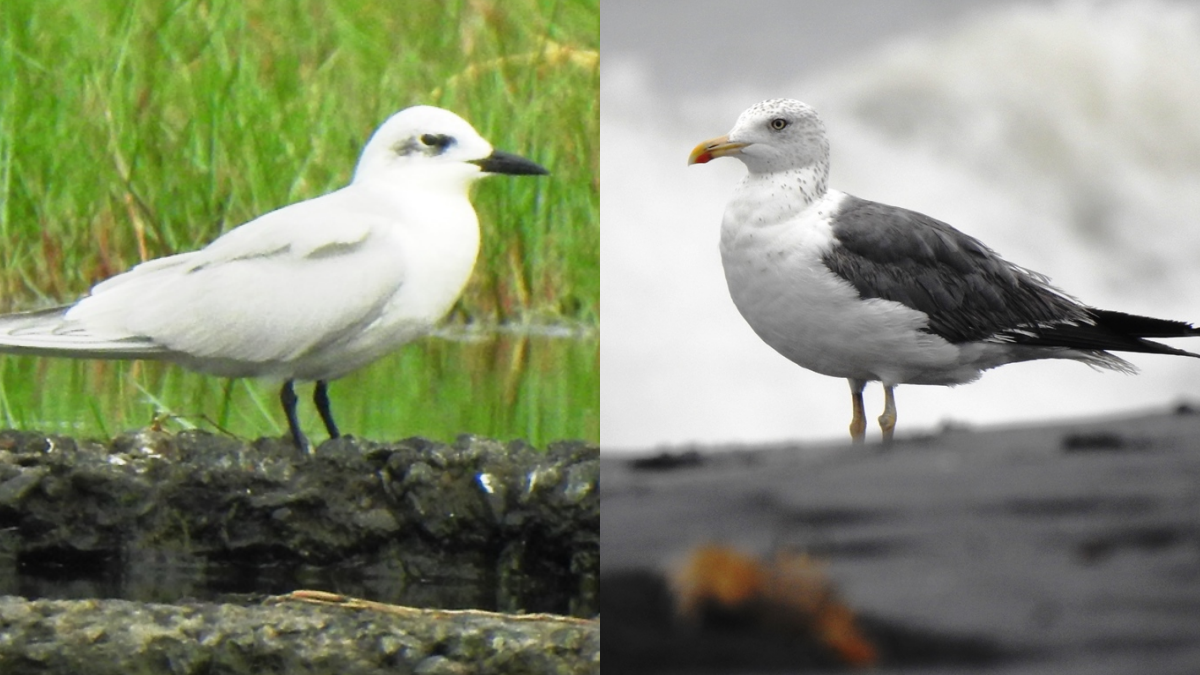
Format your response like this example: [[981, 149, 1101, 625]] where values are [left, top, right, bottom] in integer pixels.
[[353, 105, 547, 187], [689, 99, 830, 177]]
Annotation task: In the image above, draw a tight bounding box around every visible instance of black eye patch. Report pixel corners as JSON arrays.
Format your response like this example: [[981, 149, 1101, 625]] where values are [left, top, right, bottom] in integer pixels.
[[420, 133, 454, 152], [392, 133, 457, 158]]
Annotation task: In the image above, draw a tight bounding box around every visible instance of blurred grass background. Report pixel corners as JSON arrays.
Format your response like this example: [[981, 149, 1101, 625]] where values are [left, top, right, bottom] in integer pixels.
[[0, 0, 598, 445]]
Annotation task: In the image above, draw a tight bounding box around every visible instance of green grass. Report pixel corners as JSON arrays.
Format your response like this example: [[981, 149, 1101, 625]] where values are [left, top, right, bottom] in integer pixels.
[[0, 0, 597, 319], [0, 331, 598, 448], [0, 0, 598, 445]]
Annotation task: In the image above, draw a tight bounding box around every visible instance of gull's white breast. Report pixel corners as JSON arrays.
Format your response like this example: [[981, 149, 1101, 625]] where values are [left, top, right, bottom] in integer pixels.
[[719, 188, 967, 385]]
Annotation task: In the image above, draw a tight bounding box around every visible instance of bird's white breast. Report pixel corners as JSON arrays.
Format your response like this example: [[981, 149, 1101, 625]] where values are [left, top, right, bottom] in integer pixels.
[[720, 188, 963, 384], [379, 188, 481, 323], [297, 182, 482, 380]]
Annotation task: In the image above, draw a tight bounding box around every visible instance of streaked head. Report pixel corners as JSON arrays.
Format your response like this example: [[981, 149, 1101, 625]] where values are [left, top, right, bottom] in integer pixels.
[[689, 99, 829, 175], [354, 105, 547, 186]]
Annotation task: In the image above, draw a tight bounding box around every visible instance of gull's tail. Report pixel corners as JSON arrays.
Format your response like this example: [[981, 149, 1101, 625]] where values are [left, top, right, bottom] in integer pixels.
[[0, 306, 165, 360], [1002, 309, 1200, 359], [984, 308, 1200, 376]]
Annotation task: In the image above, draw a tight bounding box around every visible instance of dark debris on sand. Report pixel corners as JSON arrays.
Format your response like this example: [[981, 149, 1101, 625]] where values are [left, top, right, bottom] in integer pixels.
[[602, 407, 1200, 674], [600, 568, 1011, 674]]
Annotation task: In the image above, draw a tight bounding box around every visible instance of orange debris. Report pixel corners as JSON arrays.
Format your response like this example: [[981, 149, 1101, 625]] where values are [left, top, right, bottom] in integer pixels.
[[670, 544, 877, 668]]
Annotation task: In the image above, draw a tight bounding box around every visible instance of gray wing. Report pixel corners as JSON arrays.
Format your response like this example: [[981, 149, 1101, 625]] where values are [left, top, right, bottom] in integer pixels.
[[821, 196, 1199, 357], [822, 195, 1088, 344]]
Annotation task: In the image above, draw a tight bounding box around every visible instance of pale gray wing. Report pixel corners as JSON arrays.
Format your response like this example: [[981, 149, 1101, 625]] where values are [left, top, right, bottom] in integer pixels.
[[64, 190, 407, 365], [0, 306, 166, 358]]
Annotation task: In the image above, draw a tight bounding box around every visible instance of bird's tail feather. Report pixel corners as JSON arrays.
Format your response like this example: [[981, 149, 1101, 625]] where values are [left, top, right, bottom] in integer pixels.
[[1001, 309, 1200, 359], [0, 306, 166, 360], [1069, 350, 1139, 375]]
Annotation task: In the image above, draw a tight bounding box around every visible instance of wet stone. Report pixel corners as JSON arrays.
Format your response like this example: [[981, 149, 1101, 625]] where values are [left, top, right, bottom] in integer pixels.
[[0, 595, 598, 675], [0, 466, 48, 508], [0, 429, 598, 620]]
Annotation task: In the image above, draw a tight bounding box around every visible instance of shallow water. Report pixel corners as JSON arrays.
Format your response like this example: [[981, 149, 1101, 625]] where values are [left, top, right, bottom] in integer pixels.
[[5, 550, 569, 614], [0, 419, 597, 616], [0, 327, 598, 448]]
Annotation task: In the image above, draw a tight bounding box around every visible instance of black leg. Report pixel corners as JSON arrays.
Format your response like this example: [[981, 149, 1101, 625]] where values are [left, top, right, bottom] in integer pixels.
[[280, 380, 309, 452], [314, 379, 340, 439]]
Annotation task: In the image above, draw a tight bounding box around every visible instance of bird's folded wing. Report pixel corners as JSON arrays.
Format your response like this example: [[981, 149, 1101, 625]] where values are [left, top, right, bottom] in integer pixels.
[[88, 190, 375, 297], [0, 307, 166, 359], [57, 194, 405, 364], [821, 196, 1089, 344]]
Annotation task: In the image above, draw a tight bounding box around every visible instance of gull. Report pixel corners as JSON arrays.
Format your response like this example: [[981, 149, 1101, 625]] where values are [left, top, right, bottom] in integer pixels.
[[689, 98, 1199, 445], [0, 105, 547, 451]]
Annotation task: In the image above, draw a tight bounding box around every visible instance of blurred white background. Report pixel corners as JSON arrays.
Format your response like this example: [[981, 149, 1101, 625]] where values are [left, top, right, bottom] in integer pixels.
[[601, 0, 1200, 452]]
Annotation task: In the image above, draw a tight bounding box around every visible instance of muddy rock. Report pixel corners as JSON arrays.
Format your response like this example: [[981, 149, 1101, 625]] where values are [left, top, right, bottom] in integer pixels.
[[0, 429, 598, 617], [0, 593, 599, 675]]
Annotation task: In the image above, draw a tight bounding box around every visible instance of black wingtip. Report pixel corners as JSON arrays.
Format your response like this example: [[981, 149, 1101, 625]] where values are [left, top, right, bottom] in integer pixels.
[[995, 308, 1200, 358], [1089, 309, 1200, 358], [1091, 309, 1200, 339]]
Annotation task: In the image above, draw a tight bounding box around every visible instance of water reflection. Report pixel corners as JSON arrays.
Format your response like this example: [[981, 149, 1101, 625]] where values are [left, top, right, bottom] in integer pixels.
[[2, 552, 586, 616], [0, 327, 598, 448], [0, 328, 597, 614]]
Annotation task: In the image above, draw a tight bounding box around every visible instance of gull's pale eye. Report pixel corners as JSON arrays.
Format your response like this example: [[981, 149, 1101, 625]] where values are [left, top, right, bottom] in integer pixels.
[[420, 133, 454, 152], [770, 118, 788, 131]]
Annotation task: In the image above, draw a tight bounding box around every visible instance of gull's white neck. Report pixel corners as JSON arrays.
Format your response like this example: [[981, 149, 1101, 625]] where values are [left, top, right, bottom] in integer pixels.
[[725, 163, 829, 229]]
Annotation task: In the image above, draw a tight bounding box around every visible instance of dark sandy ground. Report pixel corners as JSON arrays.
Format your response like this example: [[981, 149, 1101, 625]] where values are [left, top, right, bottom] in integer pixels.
[[602, 405, 1200, 674]]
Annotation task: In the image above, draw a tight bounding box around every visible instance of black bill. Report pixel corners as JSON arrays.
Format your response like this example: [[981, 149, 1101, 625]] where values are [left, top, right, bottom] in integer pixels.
[[471, 150, 549, 176]]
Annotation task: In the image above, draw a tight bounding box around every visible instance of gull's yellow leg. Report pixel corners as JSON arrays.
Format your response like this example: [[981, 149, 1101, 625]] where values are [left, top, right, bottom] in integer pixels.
[[848, 379, 867, 444], [878, 384, 897, 446]]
